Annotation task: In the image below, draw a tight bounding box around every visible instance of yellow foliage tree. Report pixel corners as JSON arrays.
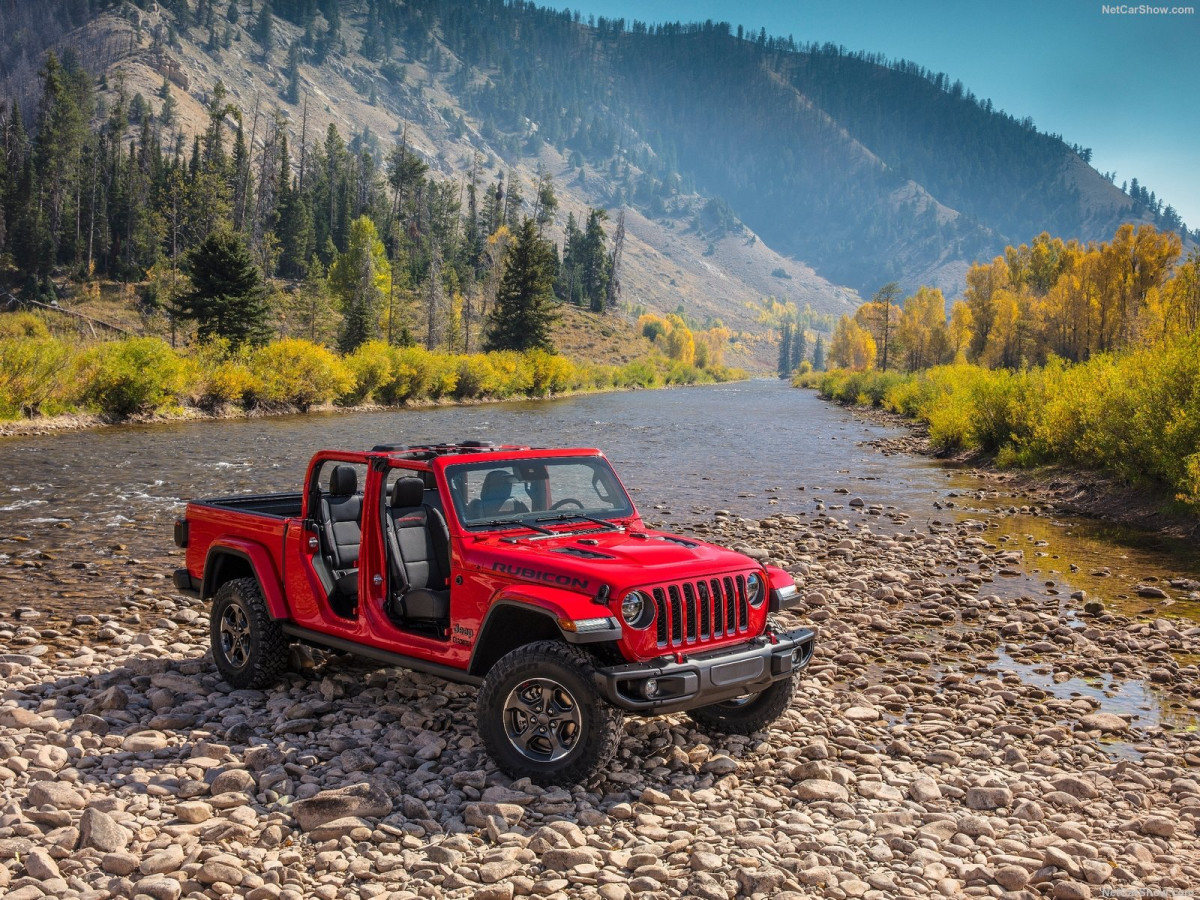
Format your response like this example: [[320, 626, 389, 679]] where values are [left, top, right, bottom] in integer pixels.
[[829, 315, 877, 371], [897, 286, 950, 371], [948, 301, 974, 363], [663, 314, 695, 365]]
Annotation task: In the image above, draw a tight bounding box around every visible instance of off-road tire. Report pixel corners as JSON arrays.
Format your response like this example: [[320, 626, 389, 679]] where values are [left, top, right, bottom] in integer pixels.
[[210, 577, 289, 689], [477, 640, 623, 785], [686, 674, 795, 735]]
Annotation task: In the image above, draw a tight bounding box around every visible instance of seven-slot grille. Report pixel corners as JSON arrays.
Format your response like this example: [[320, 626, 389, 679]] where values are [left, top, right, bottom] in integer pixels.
[[651, 574, 752, 648]]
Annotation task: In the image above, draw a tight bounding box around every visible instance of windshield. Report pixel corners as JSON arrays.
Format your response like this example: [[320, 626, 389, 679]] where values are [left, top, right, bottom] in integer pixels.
[[445, 456, 634, 528]]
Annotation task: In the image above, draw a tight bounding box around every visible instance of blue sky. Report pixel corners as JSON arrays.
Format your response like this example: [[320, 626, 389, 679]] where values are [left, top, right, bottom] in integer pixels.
[[566, 0, 1200, 230]]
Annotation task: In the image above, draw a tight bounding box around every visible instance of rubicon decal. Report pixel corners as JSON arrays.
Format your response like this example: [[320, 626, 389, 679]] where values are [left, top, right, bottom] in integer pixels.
[[491, 561, 590, 590]]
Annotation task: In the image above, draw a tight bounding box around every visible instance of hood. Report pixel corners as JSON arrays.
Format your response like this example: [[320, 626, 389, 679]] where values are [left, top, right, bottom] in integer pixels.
[[465, 527, 757, 595]]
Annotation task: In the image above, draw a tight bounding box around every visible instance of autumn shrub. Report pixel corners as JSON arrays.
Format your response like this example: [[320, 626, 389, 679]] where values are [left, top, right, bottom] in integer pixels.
[[703, 364, 747, 383], [200, 360, 258, 410], [0, 312, 51, 340], [486, 351, 534, 397], [816, 368, 894, 405], [342, 341, 394, 405], [82, 337, 187, 417], [376, 347, 428, 404], [1085, 334, 1200, 497], [527, 349, 575, 396], [247, 339, 353, 410], [424, 351, 460, 399], [186, 340, 257, 411], [791, 368, 823, 389], [617, 360, 660, 388], [814, 331, 1200, 506], [0, 336, 77, 418], [664, 362, 702, 385]]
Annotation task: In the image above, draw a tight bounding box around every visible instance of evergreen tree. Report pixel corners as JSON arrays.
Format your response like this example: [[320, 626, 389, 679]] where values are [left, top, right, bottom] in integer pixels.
[[180, 229, 271, 346], [580, 208, 610, 313], [555, 211, 583, 304], [329, 215, 389, 352], [255, 1, 274, 55], [813, 334, 826, 371], [485, 218, 558, 352], [531, 165, 558, 231], [277, 188, 314, 278], [502, 171, 524, 227], [285, 40, 303, 104], [777, 322, 792, 378], [791, 327, 807, 371]]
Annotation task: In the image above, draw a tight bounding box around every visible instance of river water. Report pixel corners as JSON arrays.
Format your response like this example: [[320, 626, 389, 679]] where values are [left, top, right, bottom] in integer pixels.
[[2, 379, 1198, 727]]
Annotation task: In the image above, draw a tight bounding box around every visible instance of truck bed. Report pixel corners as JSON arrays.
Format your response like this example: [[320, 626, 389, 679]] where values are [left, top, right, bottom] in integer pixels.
[[191, 492, 305, 519]]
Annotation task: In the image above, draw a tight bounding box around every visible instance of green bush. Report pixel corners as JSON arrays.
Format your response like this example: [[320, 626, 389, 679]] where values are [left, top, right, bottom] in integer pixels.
[[82, 337, 187, 417]]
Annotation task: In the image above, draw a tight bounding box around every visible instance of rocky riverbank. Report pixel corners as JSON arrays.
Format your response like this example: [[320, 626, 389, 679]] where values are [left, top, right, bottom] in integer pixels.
[[2, 511, 1199, 900]]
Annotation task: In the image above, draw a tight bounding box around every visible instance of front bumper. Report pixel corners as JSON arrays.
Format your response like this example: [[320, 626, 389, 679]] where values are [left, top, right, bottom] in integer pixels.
[[595, 625, 816, 714]]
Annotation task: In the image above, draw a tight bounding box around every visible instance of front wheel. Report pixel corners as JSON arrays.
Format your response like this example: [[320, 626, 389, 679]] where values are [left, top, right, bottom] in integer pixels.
[[477, 641, 624, 785], [686, 675, 795, 735], [210, 577, 289, 689]]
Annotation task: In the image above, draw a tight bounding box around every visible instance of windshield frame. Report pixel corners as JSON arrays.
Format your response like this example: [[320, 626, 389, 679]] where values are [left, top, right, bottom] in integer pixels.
[[440, 453, 636, 533]]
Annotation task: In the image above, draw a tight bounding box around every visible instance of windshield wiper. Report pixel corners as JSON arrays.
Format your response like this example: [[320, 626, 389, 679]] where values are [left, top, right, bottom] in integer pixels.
[[473, 517, 555, 535], [534, 513, 622, 531]]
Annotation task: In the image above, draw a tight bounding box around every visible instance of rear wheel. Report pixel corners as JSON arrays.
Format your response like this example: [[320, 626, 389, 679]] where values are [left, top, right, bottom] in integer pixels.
[[478, 641, 623, 785], [210, 577, 289, 689], [686, 675, 795, 735]]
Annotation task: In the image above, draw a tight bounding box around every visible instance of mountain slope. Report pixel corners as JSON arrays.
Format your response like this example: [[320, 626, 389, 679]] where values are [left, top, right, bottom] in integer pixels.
[[2, 0, 1188, 325]]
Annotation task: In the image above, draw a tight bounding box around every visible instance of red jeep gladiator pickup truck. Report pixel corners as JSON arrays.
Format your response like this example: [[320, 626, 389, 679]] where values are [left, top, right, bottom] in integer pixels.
[[174, 441, 815, 783]]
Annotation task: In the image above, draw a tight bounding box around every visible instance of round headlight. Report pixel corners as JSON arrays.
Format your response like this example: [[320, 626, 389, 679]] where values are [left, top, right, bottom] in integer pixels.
[[621, 590, 653, 629], [746, 572, 765, 608]]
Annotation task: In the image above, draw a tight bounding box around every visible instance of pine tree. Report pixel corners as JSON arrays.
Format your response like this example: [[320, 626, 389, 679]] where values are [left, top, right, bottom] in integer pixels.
[[485, 218, 558, 352], [791, 327, 807, 371], [813, 334, 826, 371], [555, 211, 583, 304], [180, 229, 271, 346], [531, 165, 558, 231], [285, 41, 303, 104], [329, 215, 390, 352], [580, 208, 610, 313], [777, 322, 792, 378], [255, 1, 275, 56]]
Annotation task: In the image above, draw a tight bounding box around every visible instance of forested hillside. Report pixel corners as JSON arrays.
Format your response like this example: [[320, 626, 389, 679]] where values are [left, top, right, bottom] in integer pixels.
[[0, 0, 1191, 322]]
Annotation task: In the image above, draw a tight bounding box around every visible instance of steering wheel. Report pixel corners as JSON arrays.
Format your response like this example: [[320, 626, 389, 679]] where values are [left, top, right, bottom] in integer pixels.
[[551, 498, 584, 510]]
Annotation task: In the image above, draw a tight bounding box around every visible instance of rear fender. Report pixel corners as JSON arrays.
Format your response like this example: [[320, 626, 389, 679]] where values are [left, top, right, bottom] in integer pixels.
[[202, 539, 289, 620]]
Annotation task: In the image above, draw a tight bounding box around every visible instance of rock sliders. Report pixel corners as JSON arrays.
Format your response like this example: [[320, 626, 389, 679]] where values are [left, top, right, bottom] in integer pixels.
[[1, 509, 1198, 899]]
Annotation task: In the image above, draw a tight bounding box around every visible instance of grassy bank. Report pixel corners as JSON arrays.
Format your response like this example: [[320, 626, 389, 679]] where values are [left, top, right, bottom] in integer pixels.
[[796, 331, 1200, 508], [0, 313, 745, 428]]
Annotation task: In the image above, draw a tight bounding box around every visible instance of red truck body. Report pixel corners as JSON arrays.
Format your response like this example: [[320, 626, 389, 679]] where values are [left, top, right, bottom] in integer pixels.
[[175, 442, 815, 782]]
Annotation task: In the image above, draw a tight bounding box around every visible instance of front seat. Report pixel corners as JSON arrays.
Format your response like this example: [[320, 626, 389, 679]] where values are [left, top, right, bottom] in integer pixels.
[[321, 465, 361, 604], [386, 476, 451, 623], [466, 470, 529, 519]]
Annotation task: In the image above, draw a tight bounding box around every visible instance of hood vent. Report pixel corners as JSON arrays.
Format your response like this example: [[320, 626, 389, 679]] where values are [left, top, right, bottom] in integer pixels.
[[553, 546, 615, 560]]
